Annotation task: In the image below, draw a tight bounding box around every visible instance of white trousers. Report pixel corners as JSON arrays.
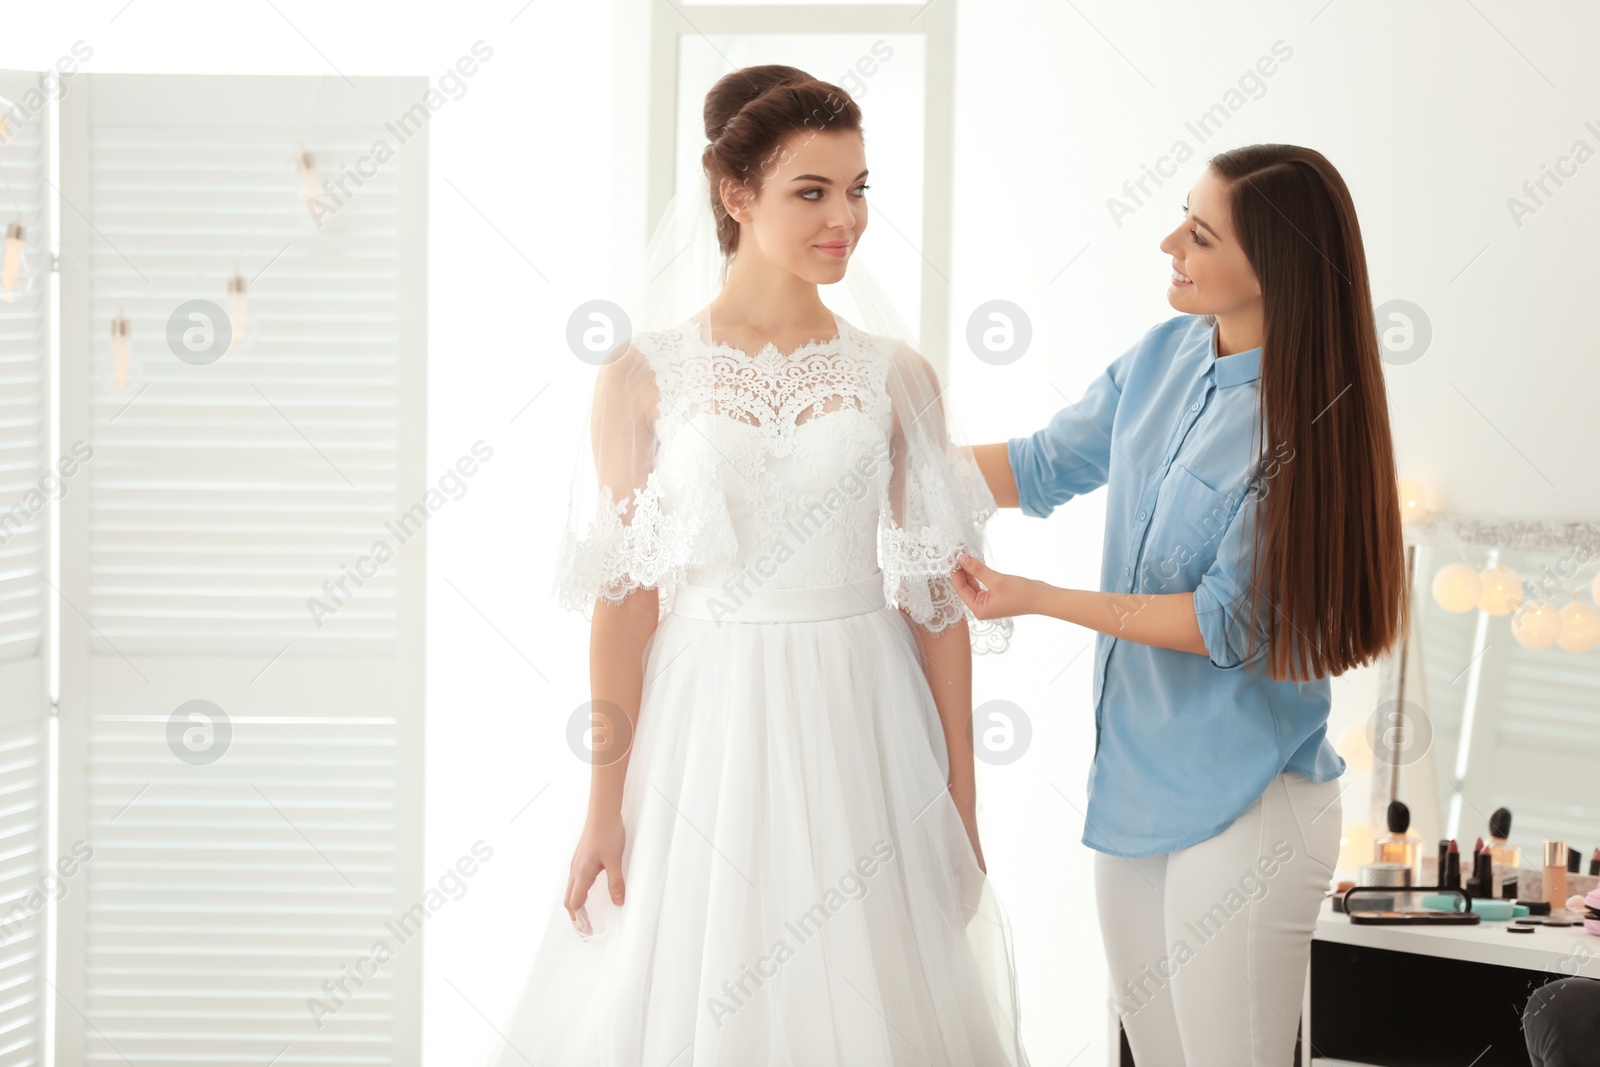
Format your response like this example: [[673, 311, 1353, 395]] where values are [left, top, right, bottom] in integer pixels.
[[1095, 770, 1343, 1066]]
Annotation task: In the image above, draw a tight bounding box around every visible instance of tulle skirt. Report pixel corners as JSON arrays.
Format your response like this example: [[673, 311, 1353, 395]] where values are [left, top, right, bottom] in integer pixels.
[[480, 573, 1031, 1066]]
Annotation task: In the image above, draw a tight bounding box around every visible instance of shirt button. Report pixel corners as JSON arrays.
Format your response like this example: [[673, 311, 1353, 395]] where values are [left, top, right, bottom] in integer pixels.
[[1123, 565, 1131, 576], [1136, 510, 1146, 521], [1190, 401, 1200, 412]]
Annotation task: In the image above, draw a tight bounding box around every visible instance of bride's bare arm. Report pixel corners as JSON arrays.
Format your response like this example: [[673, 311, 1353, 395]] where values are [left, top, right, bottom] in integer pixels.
[[905, 613, 986, 873], [564, 350, 664, 925], [564, 589, 657, 924], [587, 591, 657, 810], [971, 444, 1019, 509]]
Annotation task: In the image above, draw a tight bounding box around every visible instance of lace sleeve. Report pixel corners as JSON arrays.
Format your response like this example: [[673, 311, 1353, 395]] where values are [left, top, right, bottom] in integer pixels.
[[553, 336, 743, 619], [551, 343, 665, 615], [879, 342, 1013, 655]]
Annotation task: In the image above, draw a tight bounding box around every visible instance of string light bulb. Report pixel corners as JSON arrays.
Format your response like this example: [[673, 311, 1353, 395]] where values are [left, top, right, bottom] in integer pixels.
[[228, 270, 248, 343], [1510, 599, 1561, 650], [1431, 562, 1481, 614], [297, 151, 320, 208], [1557, 599, 1600, 653], [1397, 475, 1427, 524], [110, 309, 135, 389], [1477, 565, 1524, 617], [3, 220, 25, 301]]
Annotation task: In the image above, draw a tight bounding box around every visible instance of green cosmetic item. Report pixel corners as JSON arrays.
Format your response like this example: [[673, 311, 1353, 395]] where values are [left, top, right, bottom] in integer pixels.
[[1419, 894, 1530, 921]]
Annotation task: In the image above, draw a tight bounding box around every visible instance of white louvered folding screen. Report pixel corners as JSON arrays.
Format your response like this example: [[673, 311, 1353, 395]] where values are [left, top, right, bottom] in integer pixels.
[[56, 74, 427, 1065], [0, 69, 54, 1067]]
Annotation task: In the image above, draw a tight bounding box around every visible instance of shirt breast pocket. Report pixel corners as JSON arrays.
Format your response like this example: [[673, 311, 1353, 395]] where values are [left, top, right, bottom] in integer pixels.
[[1140, 462, 1236, 593]]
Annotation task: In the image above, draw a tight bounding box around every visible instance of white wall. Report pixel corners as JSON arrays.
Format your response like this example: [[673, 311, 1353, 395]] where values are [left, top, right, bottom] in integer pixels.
[[5, 1, 1597, 1065]]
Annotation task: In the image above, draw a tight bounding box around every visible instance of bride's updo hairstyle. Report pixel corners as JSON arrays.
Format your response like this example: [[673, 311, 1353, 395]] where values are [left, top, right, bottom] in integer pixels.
[[701, 65, 863, 259]]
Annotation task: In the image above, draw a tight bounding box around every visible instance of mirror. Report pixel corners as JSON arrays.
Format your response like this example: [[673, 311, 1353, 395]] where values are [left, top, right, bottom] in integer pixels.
[[1395, 518, 1600, 870]]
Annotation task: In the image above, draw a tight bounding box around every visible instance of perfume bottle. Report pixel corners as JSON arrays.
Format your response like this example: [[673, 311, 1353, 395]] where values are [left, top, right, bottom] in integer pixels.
[[1375, 800, 1422, 882], [1487, 807, 1520, 867]]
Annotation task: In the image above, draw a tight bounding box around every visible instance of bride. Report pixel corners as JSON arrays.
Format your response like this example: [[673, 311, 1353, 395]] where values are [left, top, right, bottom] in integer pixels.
[[481, 65, 1030, 1066]]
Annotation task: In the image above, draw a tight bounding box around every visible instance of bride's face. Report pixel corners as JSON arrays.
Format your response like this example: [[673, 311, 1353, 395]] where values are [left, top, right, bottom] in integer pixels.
[[723, 129, 869, 284], [1159, 167, 1262, 317]]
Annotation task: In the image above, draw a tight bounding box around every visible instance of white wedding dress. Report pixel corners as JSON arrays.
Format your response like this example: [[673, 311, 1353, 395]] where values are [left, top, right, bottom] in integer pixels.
[[482, 311, 1029, 1066]]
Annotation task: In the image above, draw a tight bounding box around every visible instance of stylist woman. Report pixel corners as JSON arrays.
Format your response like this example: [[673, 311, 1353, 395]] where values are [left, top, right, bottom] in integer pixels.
[[952, 144, 1410, 1066]]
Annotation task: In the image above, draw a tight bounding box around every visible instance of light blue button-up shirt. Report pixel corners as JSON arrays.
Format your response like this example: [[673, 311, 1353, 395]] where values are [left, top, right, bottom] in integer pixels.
[[1007, 313, 1346, 858]]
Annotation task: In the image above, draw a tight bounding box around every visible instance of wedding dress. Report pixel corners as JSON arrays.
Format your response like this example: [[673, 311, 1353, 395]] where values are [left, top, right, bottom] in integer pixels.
[[478, 305, 1030, 1066]]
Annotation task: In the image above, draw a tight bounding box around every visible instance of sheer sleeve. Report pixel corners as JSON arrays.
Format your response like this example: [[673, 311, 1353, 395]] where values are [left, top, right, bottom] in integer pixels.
[[551, 343, 671, 617], [879, 341, 1014, 655], [552, 332, 755, 620]]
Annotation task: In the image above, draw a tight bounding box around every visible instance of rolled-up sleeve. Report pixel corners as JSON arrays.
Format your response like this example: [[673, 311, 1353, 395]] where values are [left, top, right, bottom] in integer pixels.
[[1190, 484, 1270, 669], [1006, 346, 1134, 519]]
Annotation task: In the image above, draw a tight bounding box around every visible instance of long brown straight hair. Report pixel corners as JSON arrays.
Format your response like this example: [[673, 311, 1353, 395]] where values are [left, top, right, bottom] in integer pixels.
[[1207, 145, 1409, 682]]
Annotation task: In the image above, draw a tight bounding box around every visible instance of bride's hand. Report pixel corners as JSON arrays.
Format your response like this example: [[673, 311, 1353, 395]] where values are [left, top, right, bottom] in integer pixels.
[[951, 552, 1038, 621], [566, 810, 627, 934]]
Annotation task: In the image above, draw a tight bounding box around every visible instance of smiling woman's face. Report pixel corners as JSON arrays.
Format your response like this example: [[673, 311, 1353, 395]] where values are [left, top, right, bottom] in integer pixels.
[[1160, 167, 1262, 317], [720, 129, 869, 285]]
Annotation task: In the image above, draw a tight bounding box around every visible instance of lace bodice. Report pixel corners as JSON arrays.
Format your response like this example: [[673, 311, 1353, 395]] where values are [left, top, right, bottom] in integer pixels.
[[555, 313, 1012, 654], [644, 317, 892, 592]]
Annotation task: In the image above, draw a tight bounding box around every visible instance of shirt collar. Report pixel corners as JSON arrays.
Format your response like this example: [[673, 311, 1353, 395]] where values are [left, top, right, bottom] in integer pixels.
[[1207, 320, 1262, 388]]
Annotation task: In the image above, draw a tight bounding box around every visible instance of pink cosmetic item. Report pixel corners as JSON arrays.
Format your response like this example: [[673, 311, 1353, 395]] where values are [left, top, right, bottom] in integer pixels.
[[1580, 888, 1600, 937]]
